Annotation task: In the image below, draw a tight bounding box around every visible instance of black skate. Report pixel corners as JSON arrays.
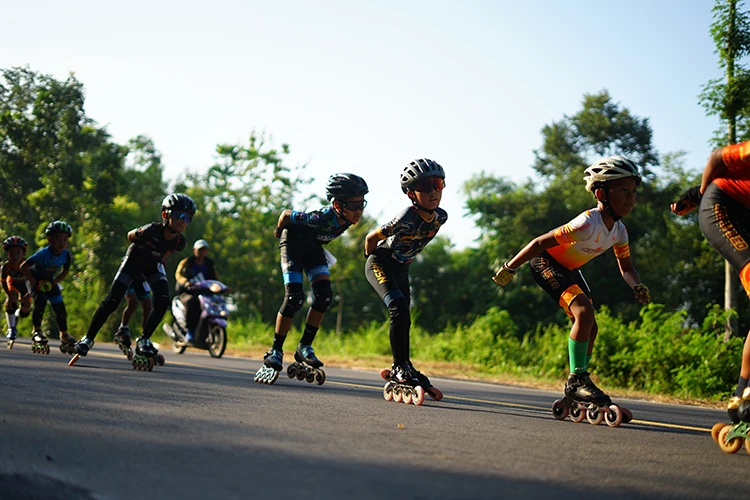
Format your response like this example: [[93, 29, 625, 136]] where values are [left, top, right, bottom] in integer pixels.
[[380, 364, 426, 406], [286, 344, 326, 385], [552, 372, 631, 427], [132, 337, 165, 371], [69, 337, 94, 366], [254, 349, 283, 385], [712, 387, 750, 454], [113, 326, 133, 360], [405, 361, 443, 401], [58, 332, 77, 355], [31, 331, 50, 355], [6, 327, 17, 350]]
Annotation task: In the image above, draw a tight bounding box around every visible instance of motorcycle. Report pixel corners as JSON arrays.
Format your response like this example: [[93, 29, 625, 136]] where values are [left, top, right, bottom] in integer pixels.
[[163, 279, 229, 358]]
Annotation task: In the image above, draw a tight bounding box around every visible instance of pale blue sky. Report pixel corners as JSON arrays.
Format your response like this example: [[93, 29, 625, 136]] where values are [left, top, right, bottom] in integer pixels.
[[2, 1, 721, 247]]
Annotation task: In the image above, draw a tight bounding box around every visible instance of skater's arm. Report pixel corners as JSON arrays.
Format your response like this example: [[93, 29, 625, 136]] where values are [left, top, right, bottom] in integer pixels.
[[274, 210, 292, 238], [175, 258, 190, 287], [507, 231, 558, 270], [617, 256, 650, 304], [364, 229, 385, 257], [52, 267, 69, 287], [19, 259, 36, 287]]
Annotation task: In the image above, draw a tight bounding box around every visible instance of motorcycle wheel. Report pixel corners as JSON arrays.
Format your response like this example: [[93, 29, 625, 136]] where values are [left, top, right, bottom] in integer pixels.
[[207, 324, 226, 358]]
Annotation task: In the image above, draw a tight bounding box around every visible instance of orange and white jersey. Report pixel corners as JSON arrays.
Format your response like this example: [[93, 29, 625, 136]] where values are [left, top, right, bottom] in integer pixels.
[[547, 208, 630, 270], [717, 141, 750, 208]]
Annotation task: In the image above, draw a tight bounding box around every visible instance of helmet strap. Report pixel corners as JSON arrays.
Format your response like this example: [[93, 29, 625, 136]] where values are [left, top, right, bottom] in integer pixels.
[[597, 186, 622, 222]]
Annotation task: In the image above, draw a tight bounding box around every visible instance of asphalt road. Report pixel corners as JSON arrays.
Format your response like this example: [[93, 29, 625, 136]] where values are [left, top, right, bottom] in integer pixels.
[[0, 338, 746, 500]]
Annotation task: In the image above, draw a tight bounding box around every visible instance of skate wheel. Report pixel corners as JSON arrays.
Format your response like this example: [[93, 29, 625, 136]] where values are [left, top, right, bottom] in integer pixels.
[[68, 354, 80, 367], [604, 405, 623, 427], [569, 405, 586, 423], [296, 366, 306, 381], [127, 349, 134, 361], [712, 423, 727, 443], [59, 345, 66, 353], [314, 369, 326, 386], [287, 364, 297, 379], [403, 390, 413, 405], [268, 369, 280, 385], [157, 354, 165, 366], [718, 424, 743, 454], [552, 399, 569, 421], [620, 407, 633, 424], [44, 344, 50, 355], [426, 387, 443, 401], [745, 436, 750, 455], [305, 369, 316, 384], [383, 383, 393, 401], [393, 387, 403, 403], [147, 358, 155, 371], [586, 406, 604, 425], [379, 368, 391, 381], [412, 386, 425, 406], [7, 340, 13, 349]]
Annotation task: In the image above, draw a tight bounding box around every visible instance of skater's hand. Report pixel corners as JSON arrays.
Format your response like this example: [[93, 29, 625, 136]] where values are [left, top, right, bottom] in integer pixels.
[[671, 186, 701, 216], [274, 225, 283, 238], [633, 283, 651, 304], [492, 263, 516, 286], [36, 280, 52, 292]]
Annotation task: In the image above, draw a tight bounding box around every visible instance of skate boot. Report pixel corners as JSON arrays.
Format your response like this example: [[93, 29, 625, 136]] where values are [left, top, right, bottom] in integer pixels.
[[58, 332, 77, 355], [69, 337, 95, 366], [254, 349, 282, 385], [113, 326, 133, 360], [132, 337, 165, 371], [405, 361, 443, 401], [287, 344, 326, 385], [551, 372, 630, 427], [381, 363, 426, 406], [713, 387, 750, 453], [31, 331, 50, 355], [6, 327, 17, 349]]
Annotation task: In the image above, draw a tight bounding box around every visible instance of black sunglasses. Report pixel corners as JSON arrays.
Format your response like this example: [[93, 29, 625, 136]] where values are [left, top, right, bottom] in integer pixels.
[[172, 211, 193, 223], [341, 200, 367, 212]]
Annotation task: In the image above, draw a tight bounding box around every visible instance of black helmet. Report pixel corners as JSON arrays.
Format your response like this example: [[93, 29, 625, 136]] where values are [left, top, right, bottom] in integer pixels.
[[45, 221, 72, 237], [325, 173, 369, 201], [161, 193, 197, 215], [3, 236, 28, 252], [400, 158, 445, 193]]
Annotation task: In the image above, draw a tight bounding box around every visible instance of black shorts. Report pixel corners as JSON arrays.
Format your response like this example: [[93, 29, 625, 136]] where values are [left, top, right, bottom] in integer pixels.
[[365, 249, 411, 306], [699, 183, 750, 274], [529, 251, 591, 316], [279, 240, 329, 285]]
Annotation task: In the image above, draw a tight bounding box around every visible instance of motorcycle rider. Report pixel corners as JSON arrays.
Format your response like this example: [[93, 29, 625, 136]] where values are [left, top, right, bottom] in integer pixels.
[[175, 239, 220, 343]]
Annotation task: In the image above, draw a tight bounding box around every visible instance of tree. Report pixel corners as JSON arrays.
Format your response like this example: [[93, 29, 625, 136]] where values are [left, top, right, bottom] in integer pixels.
[[698, 0, 750, 338]]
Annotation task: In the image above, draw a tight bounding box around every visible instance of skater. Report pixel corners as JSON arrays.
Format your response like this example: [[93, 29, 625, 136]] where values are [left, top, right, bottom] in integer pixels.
[[364, 158, 448, 404], [2, 236, 32, 348], [20, 221, 76, 354], [71, 193, 195, 370], [114, 278, 153, 349], [671, 141, 750, 437], [175, 239, 220, 343], [492, 156, 649, 418], [254, 173, 368, 385]]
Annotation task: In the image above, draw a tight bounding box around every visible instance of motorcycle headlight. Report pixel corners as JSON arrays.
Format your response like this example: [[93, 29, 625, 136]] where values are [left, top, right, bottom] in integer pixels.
[[209, 283, 222, 293]]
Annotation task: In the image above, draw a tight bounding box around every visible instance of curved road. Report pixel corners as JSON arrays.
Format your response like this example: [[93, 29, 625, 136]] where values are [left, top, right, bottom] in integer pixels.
[[0, 339, 746, 499]]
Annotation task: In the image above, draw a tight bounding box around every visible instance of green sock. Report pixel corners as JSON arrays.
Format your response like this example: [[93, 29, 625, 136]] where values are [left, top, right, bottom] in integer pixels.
[[584, 353, 592, 371], [568, 338, 589, 374]]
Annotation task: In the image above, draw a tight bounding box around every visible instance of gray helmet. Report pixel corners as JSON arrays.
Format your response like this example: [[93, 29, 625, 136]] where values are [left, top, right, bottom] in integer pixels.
[[583, 156, 642, 192], [400, 158, 445, 193], [45, 220, 72, 237], [325, 173, 369, 201], [161, 193, 197, 215]]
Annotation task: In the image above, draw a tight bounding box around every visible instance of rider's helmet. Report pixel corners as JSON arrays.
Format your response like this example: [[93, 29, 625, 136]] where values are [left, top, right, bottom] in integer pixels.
[[161, 193, 197, 223], [400, 158, 445, 193], [45, 221, 73, 237], [583, 156, 642, 192], [325, 173, 369, 201], [3, 236, 28, 252]]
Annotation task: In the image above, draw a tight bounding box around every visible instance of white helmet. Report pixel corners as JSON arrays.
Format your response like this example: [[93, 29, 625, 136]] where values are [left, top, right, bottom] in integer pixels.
[[583, 156, 642, 192]]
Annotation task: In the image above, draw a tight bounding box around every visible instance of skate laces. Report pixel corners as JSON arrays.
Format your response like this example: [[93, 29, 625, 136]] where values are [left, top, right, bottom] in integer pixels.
[[298, 344, 316, 359]]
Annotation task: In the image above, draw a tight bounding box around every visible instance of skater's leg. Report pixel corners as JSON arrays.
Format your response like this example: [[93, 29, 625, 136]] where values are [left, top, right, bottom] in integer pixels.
[[31, 292, 48, 333], [140, 297, 153, 331], [84, 280, 129, 341], [141, 278, 169, 339], [121, 291, 138, 328]]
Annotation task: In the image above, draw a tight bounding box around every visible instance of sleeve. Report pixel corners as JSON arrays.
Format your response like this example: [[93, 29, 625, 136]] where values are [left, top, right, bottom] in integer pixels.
[[553, 212, 594, 246], [378, 208, 412, 238], [1, 263, 8, 281], [132, 223, 156, 244], [613, 225, 631, 259], [23, 249, 42, 266], [722, 141, 750, 173], [289, 208, 326, 228]]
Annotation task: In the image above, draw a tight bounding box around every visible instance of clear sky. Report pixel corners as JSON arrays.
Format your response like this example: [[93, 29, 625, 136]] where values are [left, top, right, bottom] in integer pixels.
[[2, 0, 721, 247]]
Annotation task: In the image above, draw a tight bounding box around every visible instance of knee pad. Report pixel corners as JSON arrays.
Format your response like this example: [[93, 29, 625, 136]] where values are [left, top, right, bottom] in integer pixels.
[[279, 283, 305, 318], [311, 280, 333, 313]]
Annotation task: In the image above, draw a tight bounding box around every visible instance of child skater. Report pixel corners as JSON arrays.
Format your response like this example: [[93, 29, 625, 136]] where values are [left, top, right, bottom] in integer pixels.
[[2, 236, 32, 348]]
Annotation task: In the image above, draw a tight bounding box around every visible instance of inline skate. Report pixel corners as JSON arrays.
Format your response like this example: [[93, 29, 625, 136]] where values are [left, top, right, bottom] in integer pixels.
[[286, 344, 326, 386], [253, 348, 282, 385], [552, 372, 632, 427], [132, 337, 165, 371], [30, 331, 50, 355], [113, 326, 133, 360], [6, 327, 17, 350], [711, 387, 750, 454], [380, 363, 426, 406], [68, 337, 95, 366], [58, 332, 77, 355]]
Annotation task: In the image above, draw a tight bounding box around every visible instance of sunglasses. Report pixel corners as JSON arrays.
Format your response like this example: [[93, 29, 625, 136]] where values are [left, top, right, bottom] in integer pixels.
[[172, 211, 193, 223], [412, 177, 445, 193], [341, 200, 367, 212]]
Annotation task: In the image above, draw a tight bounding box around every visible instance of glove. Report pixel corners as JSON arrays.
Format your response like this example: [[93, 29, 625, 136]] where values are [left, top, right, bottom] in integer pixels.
[[492, 263, 516, 286], [274, 226, 283, 238], [633, 283, 651, 304], [36, 280, 53, 292], [671, 186, 702, 216]]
